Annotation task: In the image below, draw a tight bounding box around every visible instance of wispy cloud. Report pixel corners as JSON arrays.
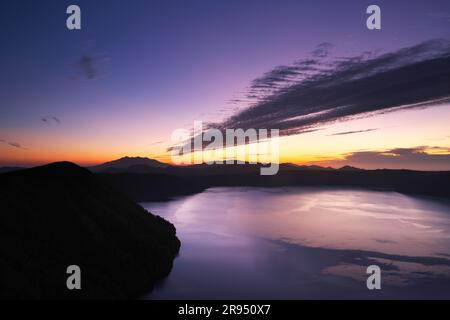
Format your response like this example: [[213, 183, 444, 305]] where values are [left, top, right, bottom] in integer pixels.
[[70, 40, 109, 81], [1, 139, 28, 150], [73, 52, 108, 80], [78, 55, 98, 80], [52, 116, 61, 124], [150, 141, 164, 146], [8, 142, 22, 149], [41, 116, 61, 125], [210, 39, 450, 137], [311, 42, 334, 58], [328, 128, 378, 136], [321, 146, 450, 170]]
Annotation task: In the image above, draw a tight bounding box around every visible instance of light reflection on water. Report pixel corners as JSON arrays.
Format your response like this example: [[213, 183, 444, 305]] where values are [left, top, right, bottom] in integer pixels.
[[142, 187, 450, 299]]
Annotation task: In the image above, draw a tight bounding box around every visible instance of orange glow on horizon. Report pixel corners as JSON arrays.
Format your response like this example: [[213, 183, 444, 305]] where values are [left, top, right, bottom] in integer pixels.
[[1, 105, 449, 169]]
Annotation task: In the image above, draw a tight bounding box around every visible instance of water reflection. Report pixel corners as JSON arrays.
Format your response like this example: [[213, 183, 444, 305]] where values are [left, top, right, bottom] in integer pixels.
[[142, 187, 450, 299]]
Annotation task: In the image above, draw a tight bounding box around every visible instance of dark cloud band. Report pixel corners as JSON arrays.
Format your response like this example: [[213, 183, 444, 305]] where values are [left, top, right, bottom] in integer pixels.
[[328, 128, 378, 136], [212, 39, 450, 136], [324, 146, 450, 171]]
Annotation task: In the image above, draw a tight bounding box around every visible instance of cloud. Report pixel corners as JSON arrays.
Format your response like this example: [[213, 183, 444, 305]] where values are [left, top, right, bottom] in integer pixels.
[[374, 239, 398, 245], [311, 42, 334, 58], [0, 136, 28, 150], [78, 55, 98, 80], [244, 58, 321, 103], [211, 39, 450, 137], [70, 41, 109, 81], [323, 146, 450, 170], [0, 139, 27, 150], [328, 128, 378, 136], [41, 116, 61, 125], [150, 141, 164, 146], [75, 52, 108, 80], [8, 142, 22, 148], [52, 116, 61, 124]]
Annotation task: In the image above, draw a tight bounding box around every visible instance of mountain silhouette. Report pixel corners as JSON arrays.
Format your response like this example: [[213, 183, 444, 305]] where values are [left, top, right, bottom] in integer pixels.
[[0, 166, 25, 174], [99, 163, 450, 201], [89, 156, 169, 173], [338, 165, 364, 171], [0, 162, 180, 299]]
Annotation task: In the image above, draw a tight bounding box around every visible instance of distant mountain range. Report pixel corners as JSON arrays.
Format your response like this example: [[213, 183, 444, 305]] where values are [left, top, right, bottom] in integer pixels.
[[0, 162, 180, 299], [85, 156, 359, 175], [0, 166, 26, 174], [0, 157, 367, 175], [89, 157, 450, 201], [89, 156, 169, 173], [2, 157, 449, 202]]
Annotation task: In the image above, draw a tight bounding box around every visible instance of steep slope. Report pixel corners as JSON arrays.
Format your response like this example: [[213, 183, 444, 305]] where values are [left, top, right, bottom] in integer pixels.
[[0, 162, 180, 299]]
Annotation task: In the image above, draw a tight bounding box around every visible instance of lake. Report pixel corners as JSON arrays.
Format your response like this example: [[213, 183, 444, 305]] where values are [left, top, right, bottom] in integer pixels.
[[141, 187, 450, 299]]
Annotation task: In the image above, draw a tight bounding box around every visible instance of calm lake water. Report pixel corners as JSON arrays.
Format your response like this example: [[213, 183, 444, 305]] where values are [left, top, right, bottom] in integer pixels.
[[142, 187, 450, 299]]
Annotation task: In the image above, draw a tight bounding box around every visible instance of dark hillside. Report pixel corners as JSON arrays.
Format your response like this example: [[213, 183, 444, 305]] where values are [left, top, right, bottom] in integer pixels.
[[0, 162, 180, 299]]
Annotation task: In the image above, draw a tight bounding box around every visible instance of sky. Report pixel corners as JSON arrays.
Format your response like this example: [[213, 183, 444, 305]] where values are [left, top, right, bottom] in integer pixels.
[[1, 0, 450, 169]]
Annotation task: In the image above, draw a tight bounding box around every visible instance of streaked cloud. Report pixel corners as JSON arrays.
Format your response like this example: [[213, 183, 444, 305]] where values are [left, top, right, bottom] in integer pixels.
[[322, 146, 450, 170], [78, 55, 98, 80], [327, 128, 378, 136], [41, 116, 61, 125], [210, 39, 450, 137], [1, 139, 28, 150], [8, 142, 22, 148], [311, 42, 334, 58], [74, 52, 108, 80]]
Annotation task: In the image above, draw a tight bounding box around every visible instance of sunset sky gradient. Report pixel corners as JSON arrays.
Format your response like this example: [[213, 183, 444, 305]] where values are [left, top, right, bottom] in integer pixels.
[[1, 0, 450, 169]]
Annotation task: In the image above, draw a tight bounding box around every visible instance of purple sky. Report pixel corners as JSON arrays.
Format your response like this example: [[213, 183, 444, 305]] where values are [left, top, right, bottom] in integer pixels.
[[1, 0, 450, 168]]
